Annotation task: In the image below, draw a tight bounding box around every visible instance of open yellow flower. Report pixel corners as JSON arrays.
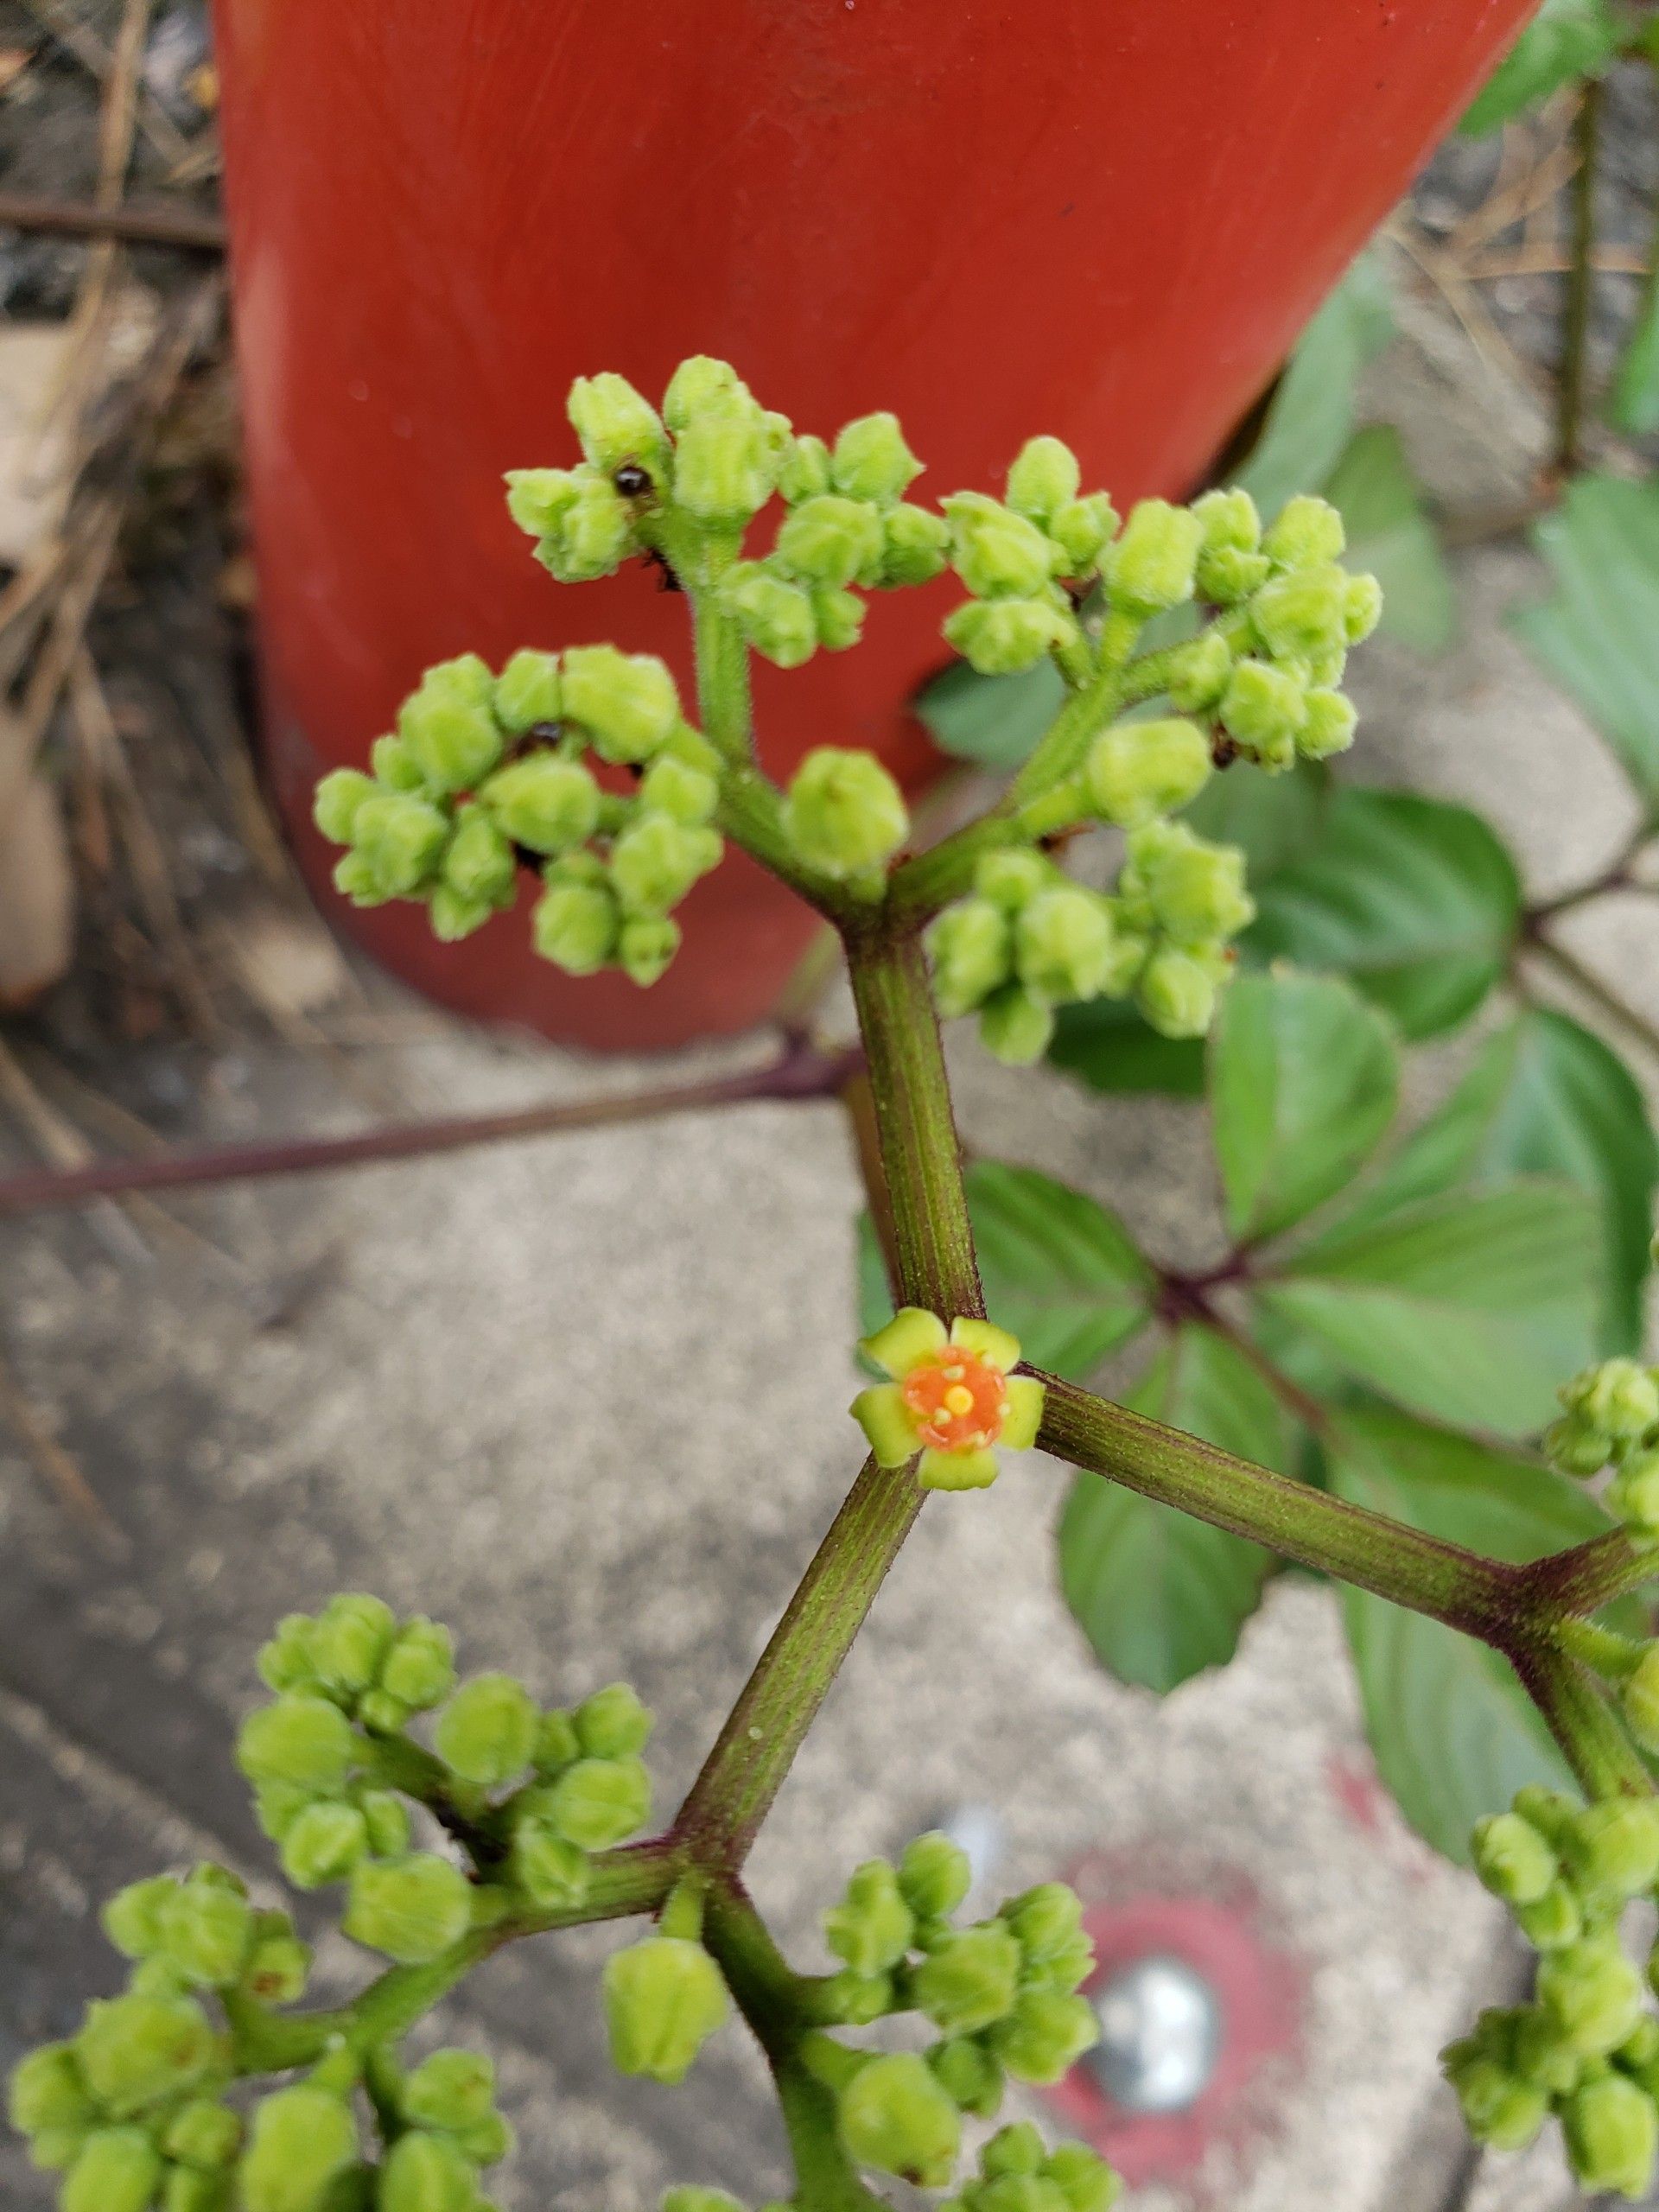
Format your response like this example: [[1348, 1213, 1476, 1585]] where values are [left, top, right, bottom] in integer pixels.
[[851, 1308, 1045, 1491]]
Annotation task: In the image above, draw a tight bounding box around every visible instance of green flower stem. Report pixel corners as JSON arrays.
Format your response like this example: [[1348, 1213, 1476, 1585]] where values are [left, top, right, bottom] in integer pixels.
[[693, 588, 755, 766], [715, 757, 860, 919], [676, 925, 981, 1860], [1510, 1638, 1653, 1801], [1036, 1370, 1522, 1636], [702, 1881, 884, 2212], [1522, 1526, 1659, 1616], [1554, 1616, 1645, 1682]]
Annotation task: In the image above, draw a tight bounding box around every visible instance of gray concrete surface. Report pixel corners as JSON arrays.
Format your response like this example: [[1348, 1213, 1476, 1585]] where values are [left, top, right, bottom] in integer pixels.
[[2, 265, 1653, 2211]]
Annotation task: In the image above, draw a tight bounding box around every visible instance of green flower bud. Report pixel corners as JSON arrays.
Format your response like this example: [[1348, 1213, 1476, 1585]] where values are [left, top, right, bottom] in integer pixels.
[[252, 1781, 311, 1845], [824, 1860, 915, 1976], [62, 2127, 164, 2212], [102, 1874, 179, 1960], [823, 1970, 895, 2025], [237, 1695, 358, 1795], [478, 755, 601, 856], [1198, 545, 1271, 604], [378, 2129, 476, 2212], [1249, 565, 1351, 663], [537, 474, 636, 582], [544, 1753, 652, 1849], [1014, 887, 1116, 1003], [832, 413, 922, 505], [944, 596, 1075, 675], [455, 2113, 512, 2169], [1084, 718, 1212, 828], [1000, 1884, 1086, 1965], [1450, 2056, 1549, 2152], [1192, 487, 1262, 557], [505, 467, 582, 538], [533, 1707, 582, 1774], [1164, 630, 1235, 714], [1563, 1800, 1659, 1903], [1103, 499, 1201, 615], [510, 1816, 591, 1910], [876, 504, 952, 587], [779, 432, 833, 504], [574, 1683, 653, 1760], [532, 876, 619, 976], [1007, 437, 1081, 526], [976, 849, 1054, 912], [280, 1800, 370, 1891], [1047, 493, 1117, 578], [1344, 571, 1384, 644], [242, 1918, 312, 2006], [379, 1618, 456, 1712], [332, 852, 391, 908], [358, 1688, 410, 1732], [1564, 2072, 1659, 2197], [723, 564, 818, 667], [899, 1832, 974, 1923], [368, 734, 427, 794], [1544, 1411, 1614, 1478], [397, 676, 504, 798], [946, 495, 1057, 601], [813, 587, 866, 652], [308, 1593, 396, 1697], [776, 495, 886, 589], [611, 816, 722, 917], [314, 769, 378, 848], [1129, 822, 1254, 945], [351, 793, 452, 898], [603, 1936, 730, 2085], [1043, 2142, 1122, 2212], [988, 1990, 1099, 2084], [1298, 687, 1357, 760], [837, 2050, 961, 2187], [76, 1993, 219, 2118], [163, 2098, 242, 2171], [639, 754, 720, 827], [912, 1923, 1022, 2035], [357, 1788, 411, 1859], [568, 373, 665, 473], [981, 2121, 1046, 2178], [1027, 1931, 1099, 1996], [343, 1853, 474, 1965], [618, 913, 683, 987], [1139, 944, 1226, 1038], [664, 357, 748, 432], [435, 1672, 538, 1788], [1470, 1812, 1557, 1906], [493, 650, 563, 736], [257, 1615, 322, 1695], [1261, 493, 1345, 570], [562, 645, 680, 763], [404, 2048, 495, 2133], [429, 887, 490, 941], [9, 2043, 93, 2138], [1539, 1937, 1645, 2055], [1218, 660, 1307, 762], [979, 984, 1056, 1066], [1623, 1648, 1659, 1751], [1511, 2005, 1584, 2094], [439, 811, 517, 913], [1563, 1359, 1659, 1439], [1608, 1452, 1659, 1539], [783, 748, 908, 880], [928, 898, 1012, 1020], [673, 408, 777, 524], [1515, 1880, 1584, 1952], [927, 2035, 1003, 2119], [158, 1877, 254, 1988], [238, 2088, 358, 2212]]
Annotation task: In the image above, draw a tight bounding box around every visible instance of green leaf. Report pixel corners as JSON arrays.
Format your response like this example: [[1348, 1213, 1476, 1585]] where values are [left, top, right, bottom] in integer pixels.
[[916, 657, 1065, 772], [1332, 1402, 1634, 1860], [1322, 426, 1455, 657], [1610, 268, 1659, 437], [1233, 257, 1395, 521], [1243, 788, 1522, 1039], [1211, 972, 1400, 1242], [1338, 1008, 1657, 1352], [1058, 1328, 1282, 1693], [1257, 1180, 1601, 1437], [855, 1160, 1154, 1381], [1516, 474, 1659, 811], [1184, 757, 1330, 877], [1047, 996, 1206, 1097], [1459, 0, 1623, 136]]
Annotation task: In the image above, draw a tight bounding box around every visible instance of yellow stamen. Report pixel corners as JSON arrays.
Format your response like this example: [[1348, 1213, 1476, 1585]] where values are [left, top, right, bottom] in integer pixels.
[[944, 1384, 975, 1416]]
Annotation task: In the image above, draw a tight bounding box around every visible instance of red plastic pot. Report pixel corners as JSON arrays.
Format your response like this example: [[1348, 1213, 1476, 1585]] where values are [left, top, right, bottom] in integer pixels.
[[213, 0, 1532, 1051]]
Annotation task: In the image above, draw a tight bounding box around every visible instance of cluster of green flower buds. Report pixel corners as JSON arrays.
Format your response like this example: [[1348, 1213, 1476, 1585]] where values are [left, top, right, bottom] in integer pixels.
[[1545, 1357, 1659, 1545], [926, 816, 1250, 1062], [1447, 1785, 1659, 2195], [313, 646, 724, 983], [366, 2047, 515, 2210], [942, 2120, 1121, 2212], [939, 438, 1116, 677], [807, 1834, 1099, 2158]]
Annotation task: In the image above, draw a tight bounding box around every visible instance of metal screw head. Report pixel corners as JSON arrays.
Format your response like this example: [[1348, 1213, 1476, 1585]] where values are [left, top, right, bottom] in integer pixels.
[[1087, 1951, 1224, 2114]]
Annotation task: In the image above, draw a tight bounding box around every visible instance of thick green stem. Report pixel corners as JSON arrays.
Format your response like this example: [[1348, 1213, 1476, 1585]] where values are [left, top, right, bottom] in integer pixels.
[[715, 758, 857, 918]]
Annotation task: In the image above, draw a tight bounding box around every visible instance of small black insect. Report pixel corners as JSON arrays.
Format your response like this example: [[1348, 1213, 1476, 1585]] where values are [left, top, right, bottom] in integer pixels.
[[613, 463, 652, 498], [641, 545, 683, 594], [1211, 734, 1241, 770]]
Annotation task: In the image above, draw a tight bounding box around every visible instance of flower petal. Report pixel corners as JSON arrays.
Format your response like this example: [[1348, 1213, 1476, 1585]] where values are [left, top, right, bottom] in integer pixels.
[[861, 1306, 948, 1378], [851, 1383, 922, 1468], [1001, 1376, 1046, 1452], [949, 1317, 1021, 1374], [918, 1446, 1001, 1492]]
